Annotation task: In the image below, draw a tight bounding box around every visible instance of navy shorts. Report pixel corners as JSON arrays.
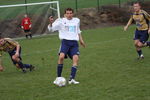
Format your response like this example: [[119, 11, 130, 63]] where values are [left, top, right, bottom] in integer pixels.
[[24, 29, 30, 33], [8, 47, 22, 65], [134, 29, 149, 44], [59, 39, 80, 59]]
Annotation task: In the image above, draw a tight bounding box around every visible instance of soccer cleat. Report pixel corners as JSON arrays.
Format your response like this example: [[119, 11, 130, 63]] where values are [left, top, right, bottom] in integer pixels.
[[22, 68, 27, 73], [30, 65, 35, 71], [68, 79, 79, 84], [137, 55, 144, 60]]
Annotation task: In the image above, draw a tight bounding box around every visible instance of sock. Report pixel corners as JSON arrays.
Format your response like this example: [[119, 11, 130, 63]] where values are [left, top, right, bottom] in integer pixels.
[[29, 34, 32, 38], [18, 61, 25, 69], [24, 64, 31, 69], [25, 35, 28, 38], [57, 64, 63, 77], [146, 41, 150, 46], [137, 50, 142, 56], [70, 66, 77, 80]]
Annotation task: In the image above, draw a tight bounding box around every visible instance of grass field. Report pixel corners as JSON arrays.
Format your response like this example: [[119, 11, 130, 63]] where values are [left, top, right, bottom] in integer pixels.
[[0, 26, 150, 100]]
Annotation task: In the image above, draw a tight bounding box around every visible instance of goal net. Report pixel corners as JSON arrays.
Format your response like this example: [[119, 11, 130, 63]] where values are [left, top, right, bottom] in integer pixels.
[[0, 1, 60, 38]]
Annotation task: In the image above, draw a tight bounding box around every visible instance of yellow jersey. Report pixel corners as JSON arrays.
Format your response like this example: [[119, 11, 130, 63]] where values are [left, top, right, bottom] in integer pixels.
[[128, 10, 150, 30], [0, 38, 19, 56]]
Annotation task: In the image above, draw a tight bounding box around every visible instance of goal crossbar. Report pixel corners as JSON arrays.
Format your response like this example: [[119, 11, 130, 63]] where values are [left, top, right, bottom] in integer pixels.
[[0, 1, 58, 8], [0, 1, 60, 18]]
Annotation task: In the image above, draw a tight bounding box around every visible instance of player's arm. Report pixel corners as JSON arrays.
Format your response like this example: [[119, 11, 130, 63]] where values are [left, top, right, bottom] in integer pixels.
[[0, 51, 2, 66], [29, 18, 32, 28], [21, 19, 24, 29], [143, 10, 150, 33], [0, 51, 4, 71], [48, 16, 61, 32], [79, 34, 85, 48], [124, 16, 133, 31], [15, 43, 20, 58], [77, 19, 85, 48]]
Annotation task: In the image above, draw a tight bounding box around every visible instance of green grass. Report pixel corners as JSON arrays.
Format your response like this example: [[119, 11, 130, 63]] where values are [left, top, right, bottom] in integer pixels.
[[0, 26, 150, 100]]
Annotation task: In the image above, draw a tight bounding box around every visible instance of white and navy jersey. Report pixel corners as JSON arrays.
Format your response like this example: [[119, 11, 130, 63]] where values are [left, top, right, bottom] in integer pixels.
[[48, 17, 81, 41]]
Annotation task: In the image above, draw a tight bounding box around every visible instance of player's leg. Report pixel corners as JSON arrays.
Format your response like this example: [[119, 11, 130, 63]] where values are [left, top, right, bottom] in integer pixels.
[[68, 41, 80, 84], [27, 30, 32, 39], [11, 55, 26, 72], [12, 55, 35, 72], [54, 40, 69, 84], [24, 30, 28, 39], [134, 40, 143, 58], [10, 48, 34, 72], [57, 53, 65, 77], [29, 32, 32, 39], [136, 30, 149, 59], [69, 53, 79, 78], [142, 30, 150, 47], [133, 29, 144, 59], [68, 55, 79, 84], [25, 35, 28, 39]]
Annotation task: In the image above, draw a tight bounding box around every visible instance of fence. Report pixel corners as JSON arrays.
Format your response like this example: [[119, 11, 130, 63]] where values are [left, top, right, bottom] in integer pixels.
[[0, 0, 149, 13], [56, 0, 149, 12]]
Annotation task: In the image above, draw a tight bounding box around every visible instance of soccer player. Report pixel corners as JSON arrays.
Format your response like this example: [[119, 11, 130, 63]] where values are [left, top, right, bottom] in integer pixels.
[[124, 2, 150, 59], [21, 14, 32, 39], [48, 8, 85, 84], [0, 35, 35, 73]]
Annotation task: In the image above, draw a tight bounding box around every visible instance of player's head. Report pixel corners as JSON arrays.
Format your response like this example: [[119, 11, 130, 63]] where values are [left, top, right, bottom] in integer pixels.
[[24, 14, 28, 18], [0, 33, 4, 45], [48, 15, 54, 22], [64, 8, 74, 20], [133, 2, 141, 12], [0, 32, 2, 39]]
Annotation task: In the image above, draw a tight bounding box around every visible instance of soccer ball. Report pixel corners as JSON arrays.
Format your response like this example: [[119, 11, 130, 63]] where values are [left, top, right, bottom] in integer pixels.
[[55, 77, 66, 87]]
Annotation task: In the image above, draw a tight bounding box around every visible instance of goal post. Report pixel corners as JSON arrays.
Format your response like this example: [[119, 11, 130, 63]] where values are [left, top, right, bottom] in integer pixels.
[[0, 1, 60, 38]]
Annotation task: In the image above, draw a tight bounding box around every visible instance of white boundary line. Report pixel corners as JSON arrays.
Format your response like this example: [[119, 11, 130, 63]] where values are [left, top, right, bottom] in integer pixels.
[[14, 32, 58, 40]]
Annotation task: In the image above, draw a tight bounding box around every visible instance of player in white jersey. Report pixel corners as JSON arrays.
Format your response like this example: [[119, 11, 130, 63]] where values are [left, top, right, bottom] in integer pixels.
[[48, 8, 85, 84]]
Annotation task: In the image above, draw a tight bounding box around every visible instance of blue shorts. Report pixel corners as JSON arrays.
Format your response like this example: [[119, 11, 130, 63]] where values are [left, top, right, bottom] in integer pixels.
[[134, 29, 149, 44], [59, 39, 80, 59], [8, 47, 22, 65]]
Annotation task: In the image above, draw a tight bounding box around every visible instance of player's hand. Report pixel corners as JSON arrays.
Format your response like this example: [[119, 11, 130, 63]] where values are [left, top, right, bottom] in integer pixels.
[[80, 40, 86, 48], [0, 66, 4, 72], [49, 16, 54, 24], [29, 24, 32, 28], [14, 53, 19, 58], [148, 29, 150, 34], [124, 26, 128, 31], [21, 26, 24, 29], [64, 14, 66, 18]]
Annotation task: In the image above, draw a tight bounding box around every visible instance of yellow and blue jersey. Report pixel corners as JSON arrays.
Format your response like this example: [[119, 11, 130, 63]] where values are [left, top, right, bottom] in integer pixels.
[[128, 10, 150, 30], [0, 38, 19, 56]]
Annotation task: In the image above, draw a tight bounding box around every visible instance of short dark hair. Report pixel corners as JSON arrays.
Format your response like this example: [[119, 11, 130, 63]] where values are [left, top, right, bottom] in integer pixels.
[[64, 8, 74, 13], [0, 32, 2, 39], [133, 2, 141, 6]]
